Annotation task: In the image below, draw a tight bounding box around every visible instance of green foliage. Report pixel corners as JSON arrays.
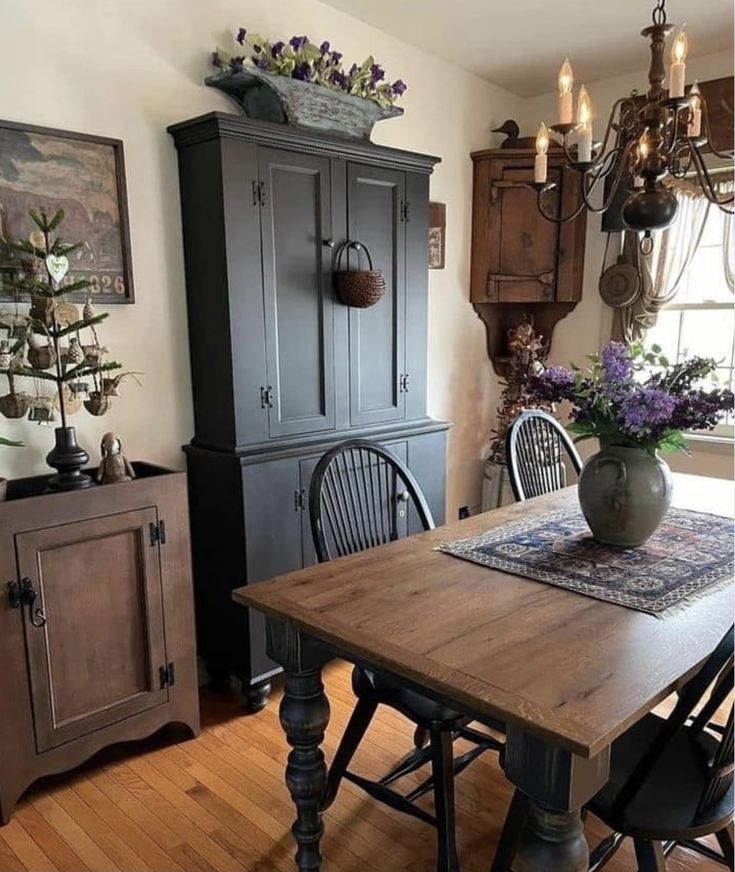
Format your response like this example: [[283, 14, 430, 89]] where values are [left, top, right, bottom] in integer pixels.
[[0, 436, 23, 447]]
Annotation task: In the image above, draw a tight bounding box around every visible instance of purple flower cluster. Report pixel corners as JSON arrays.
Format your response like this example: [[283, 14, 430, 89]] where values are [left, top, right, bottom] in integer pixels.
[[528, 366, 577, 403], [391, 79, 408, 96], [619, 387, 677, 438], [525, 341, 732, 453], [289, 35, 309, 50]]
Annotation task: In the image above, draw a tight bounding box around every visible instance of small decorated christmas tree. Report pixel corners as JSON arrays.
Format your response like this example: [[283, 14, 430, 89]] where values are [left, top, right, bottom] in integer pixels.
[[0, 208, 127, 491]]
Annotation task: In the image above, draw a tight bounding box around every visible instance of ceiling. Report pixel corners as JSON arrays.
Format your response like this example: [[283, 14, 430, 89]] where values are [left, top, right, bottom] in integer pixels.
[[319, 0, 734, 96]]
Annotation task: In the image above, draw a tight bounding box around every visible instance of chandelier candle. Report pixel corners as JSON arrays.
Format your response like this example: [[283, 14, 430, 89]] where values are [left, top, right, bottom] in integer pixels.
[[535, 123, 549, 184], [577, 85, 593, 162], [688, 81, 702, 137], [558, 58, 574, 124], [669, 26, 688, 98]]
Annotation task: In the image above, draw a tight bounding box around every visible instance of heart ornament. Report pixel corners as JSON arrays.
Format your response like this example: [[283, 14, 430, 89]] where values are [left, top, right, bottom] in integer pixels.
[[45, 254, 69, 284]]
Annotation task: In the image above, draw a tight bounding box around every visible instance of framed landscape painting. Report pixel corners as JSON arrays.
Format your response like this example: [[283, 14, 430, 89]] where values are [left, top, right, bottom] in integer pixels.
[[0, 120, 134, 303]]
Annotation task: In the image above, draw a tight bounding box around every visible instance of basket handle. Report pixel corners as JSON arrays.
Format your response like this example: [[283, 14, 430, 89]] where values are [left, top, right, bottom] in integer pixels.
[[335, 240, 374, 272]]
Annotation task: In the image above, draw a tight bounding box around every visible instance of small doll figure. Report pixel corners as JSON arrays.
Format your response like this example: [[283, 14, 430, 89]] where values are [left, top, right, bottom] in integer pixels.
[[97, 432, 135, 484]]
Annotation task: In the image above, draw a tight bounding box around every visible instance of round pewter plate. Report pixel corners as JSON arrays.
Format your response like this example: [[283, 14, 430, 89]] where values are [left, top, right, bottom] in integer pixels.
[[599, 261, 641, 308]]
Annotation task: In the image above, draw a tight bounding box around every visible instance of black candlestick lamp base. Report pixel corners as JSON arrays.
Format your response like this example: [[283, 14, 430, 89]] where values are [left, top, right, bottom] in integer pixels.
[[46, 427, 93, 492]]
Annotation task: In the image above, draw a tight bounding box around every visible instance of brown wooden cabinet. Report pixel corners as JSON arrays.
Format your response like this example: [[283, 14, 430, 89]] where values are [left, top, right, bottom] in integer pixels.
[[470, 147, 587, 372], [0, 464, 199, 825]]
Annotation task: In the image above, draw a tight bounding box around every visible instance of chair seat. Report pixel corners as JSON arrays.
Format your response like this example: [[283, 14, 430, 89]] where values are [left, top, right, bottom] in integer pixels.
[[353, 665, 464, 725], [590, 713, 734, 840]]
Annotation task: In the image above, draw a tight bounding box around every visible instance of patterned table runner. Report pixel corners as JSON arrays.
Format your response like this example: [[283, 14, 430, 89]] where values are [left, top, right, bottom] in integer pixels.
[[438, 507, 734, 614]]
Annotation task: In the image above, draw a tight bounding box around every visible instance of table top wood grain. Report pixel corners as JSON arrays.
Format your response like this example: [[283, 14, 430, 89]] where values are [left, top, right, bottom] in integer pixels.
[[235, 473, 734, 758]]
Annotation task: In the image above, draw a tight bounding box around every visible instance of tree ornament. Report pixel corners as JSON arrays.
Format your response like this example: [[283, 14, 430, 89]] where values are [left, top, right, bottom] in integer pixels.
[[45, 254, 69, 284], [67, 337, 85, 366]]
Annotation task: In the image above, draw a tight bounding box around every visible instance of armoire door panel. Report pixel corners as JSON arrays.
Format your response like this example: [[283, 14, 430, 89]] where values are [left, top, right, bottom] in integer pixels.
[[242, 458, 304, 679], [259, 148, 335, 437], [16, 509, 169, 753], [347, 164, 406, 426]]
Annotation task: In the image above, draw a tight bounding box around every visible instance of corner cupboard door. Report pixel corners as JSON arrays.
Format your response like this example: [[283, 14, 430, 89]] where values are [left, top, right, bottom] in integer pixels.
[[259, 148, 336, 437], [485, 156, 562, 303], [347, 164, 406, 426], [16, 509, 169, 753]]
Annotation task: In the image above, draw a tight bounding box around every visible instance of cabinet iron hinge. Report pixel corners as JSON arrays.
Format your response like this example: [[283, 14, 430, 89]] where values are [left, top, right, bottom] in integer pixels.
[[260, 385, 274, 408], [149, 520, 167, 546], [252, 180, 267, 207], [294, 488, 306, 512], [399, 373, 410, 393], [400, 201, 411, 222], [159, 662, 176, 689]]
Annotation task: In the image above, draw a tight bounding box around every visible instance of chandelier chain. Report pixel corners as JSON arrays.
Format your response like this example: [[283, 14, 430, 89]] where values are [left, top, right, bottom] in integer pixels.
[[652, 0, 667, 27]]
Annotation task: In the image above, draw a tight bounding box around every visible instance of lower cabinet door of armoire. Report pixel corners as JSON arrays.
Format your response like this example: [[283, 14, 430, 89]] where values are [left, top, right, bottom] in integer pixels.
[[347, 163, 407, 426], [15, 508, 169, 753]]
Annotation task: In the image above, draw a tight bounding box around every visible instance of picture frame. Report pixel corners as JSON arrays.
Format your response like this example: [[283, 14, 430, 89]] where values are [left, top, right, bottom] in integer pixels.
[[428, 201, 446, 270], [0, 119, 135, 303]]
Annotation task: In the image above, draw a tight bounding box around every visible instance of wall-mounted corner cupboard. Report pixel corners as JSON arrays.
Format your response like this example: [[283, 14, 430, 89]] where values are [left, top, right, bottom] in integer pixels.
[[169, 113, 449, 710]]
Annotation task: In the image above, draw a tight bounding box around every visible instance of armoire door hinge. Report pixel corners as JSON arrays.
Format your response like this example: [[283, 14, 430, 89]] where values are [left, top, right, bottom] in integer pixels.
[[260, 386, 274, 408], [400, 201, 411, 222], [252, 180, 267, 207], [399, 373, 410, 393], [294, 488, 306, 512], [149, 520, 167, 546], [159, 662, 176, 689]]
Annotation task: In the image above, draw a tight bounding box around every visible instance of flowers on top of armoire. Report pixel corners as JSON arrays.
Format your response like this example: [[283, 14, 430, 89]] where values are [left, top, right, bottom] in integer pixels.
[[212, 29, 407, 108]]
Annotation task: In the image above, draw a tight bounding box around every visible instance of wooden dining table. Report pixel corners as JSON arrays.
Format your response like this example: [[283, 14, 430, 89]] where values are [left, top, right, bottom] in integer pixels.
[[233, 472, 734, 872]]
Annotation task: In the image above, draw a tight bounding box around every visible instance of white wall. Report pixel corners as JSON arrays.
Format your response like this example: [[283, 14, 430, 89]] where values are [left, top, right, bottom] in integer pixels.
[[520, 51, 734, 479], [0, 0, 519, 517]]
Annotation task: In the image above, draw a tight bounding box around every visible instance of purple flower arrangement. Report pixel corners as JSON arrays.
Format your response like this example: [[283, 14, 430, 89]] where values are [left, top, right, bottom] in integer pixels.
[[212, 29, 407, 108], [527, 341, 734, 454]]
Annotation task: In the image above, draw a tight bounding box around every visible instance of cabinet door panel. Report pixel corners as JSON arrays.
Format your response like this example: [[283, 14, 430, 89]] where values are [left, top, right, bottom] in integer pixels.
[[347, 164, 406, 426], [260, 149, 335, 437], [243, 458, 303, 680], [16, 509, 168, 753], [488, 161, 561, 303]]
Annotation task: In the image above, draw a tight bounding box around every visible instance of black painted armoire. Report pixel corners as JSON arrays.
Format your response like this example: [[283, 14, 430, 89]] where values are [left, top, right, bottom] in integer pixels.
[[169, 112, 448, 710]]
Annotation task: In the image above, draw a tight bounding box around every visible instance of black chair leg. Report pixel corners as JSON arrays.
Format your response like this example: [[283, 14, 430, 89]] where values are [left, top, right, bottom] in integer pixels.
[[634, 839, 667, 872], [321, 696, 378, 811], [716, 824, 734, 871], [489, 789, 528, 872], [430, 726, 459, 872]]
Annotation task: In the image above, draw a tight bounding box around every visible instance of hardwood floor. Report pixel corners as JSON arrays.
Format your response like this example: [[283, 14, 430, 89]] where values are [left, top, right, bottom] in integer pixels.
[[0, 661, 725, 872]]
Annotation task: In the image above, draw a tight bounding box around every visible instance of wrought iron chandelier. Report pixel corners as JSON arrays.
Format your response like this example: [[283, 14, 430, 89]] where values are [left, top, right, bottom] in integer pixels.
[[532, 0, 734, 252]]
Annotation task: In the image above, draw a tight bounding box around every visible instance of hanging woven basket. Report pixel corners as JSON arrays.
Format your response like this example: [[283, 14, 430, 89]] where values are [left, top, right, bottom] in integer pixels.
[[335, 241, 386, 308]]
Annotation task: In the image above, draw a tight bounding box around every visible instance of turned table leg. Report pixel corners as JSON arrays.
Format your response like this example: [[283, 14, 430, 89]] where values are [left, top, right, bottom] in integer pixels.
[[267, 618, 331, 872], [502, 726, 611, 872]]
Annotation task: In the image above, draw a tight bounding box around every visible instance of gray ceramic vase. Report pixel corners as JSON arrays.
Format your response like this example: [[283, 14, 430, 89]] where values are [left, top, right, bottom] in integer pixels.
[[578, 444, 673, 548]]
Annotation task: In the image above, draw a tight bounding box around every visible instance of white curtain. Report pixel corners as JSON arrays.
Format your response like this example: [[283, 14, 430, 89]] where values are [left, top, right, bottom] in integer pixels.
[[620, 187, 711, 342], [719, 179, 735, 294]]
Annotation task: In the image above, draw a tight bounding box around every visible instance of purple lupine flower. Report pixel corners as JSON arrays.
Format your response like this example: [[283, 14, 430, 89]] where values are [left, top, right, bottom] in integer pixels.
[[391, 79, 408, 96], [254, 55, 268, 70], [271, 41, 285, 57], [235, 27, 247, 45], [292, 63, 312, 81], [528, 366, 577, 403], [289, 35, 309, 50], [330, 70, 348, 90], [331, 50, 343, 64], [618, 386, 677, 436], [370, 63, 385, 82], [231, 55, 245, 72], [212, 51, 223, 67], [252, 43, 262, 53], [671, 389, 734, 431], [348, 62, 359, 77], [320, 41, 331, 54], [600, 341, 634, 384]]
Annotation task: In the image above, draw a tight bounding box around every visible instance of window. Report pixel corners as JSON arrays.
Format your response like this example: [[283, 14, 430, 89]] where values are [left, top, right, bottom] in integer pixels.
[[646, 204, 734, 437]]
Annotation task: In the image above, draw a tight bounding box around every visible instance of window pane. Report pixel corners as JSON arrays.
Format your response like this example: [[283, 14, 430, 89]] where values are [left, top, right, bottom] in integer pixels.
[[646, 309, 681, 361], [679, 308, 734, 367], [683, 245, 731, 303]]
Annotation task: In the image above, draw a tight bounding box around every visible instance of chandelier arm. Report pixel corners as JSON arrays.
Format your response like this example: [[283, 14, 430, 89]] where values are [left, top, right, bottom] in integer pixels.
[[699, 99, 735, 160], [689, 140, 735, 209], [663, 104, 691, 158], [597, 97, 640, 157], [536, 188, 588, 224], [580, 145, 634, 214]]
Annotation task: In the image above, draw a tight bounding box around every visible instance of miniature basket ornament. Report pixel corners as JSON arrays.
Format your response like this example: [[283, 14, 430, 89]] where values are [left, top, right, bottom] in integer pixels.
[[335, 241, 386, 308]]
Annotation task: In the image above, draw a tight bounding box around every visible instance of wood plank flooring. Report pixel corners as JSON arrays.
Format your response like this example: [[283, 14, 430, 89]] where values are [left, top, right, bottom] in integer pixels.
[[0, 662, 724, 872]]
